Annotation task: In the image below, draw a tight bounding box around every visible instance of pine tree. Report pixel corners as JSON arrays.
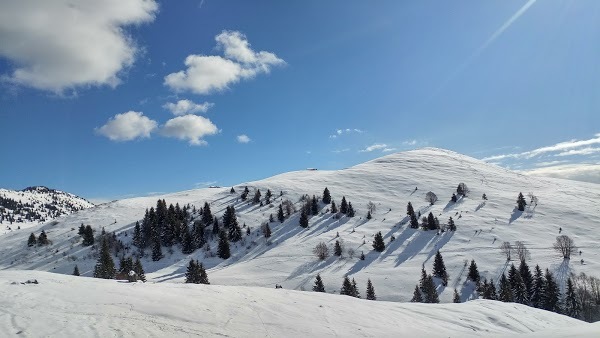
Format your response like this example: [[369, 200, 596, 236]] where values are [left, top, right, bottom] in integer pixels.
[[133, 221, 143, 249], [263, 223, 272, 238], [277, 204, 285, 223], [366, 279, 376, 300], [360, 251, 365, 260], [181, 226, 195, 254], [498, 273, 514, 302], [330, 200, 338, 213], [366, 211, 372, 220], [241, 186, 249, 200], [512, 271, 529, 304], [78, 223, 85, 236], [322, 187, 331, 204], [432, 251, 449, 286], [37, 230, 49, 246], [423, 275, 439, 303], [27, 233, 36, 247], [185, 259, 200, 283], [331, 240, 342, 257], [73, 265, 80, 276], [151, 238, 163, 261], [453, 289, 461, 303], [340, 276, 353, 296], [230, 187, 235, 194], [564, 278, 580, 319], [192, 221, 206, 249], [411, 285, 423, 302], [410, 214, 419, 229], [133, 258, 146, 282], [252, 189, 262, 204], [265, 189, 272, 204], [313, 274, 325, 292], [351, 278, 360, 298], [311, 195, 319, 215], [451, 193, 457, 203], [517, 192, 527, 211], [467, 260, 480, 284], [212, 218, 220, 236], [508, 264, 519, 290], [201, 202, 213, 225], [299, 210, 309, 228], [519, 259, 533, 299], [427, 212, 437, 231], [93, 238, 116, 279], [340, 196, 348, 214], [372, 231, 385, 252], [217, 230, 231, 259], [119, 256, 134, 274], [544, 269, 562, 313], [407, 202, 415, 217], [487, 280, 498, 300], [531, 265, 546, 308], [448, 217, 456, 231], [198, 261, 209, 284], [347, 202, 355, 217], [83, 225, 94, 246]]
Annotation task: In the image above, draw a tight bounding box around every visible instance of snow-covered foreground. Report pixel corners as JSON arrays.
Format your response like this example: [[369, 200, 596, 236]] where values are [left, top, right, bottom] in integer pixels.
[[0, 270, 595, 338]]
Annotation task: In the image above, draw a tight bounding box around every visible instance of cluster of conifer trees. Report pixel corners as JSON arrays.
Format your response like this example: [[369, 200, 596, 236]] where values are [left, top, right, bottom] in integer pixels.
[[312, 274, 376, 300], [27, 230, 49, 247]]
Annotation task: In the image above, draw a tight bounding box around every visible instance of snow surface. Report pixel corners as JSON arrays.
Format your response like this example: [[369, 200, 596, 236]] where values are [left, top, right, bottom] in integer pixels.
[[0, 148, 599, 335], [0, 270, 594, 337]]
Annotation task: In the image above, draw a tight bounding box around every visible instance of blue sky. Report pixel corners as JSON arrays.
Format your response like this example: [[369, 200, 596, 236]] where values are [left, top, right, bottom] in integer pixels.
[[1, 0, 599, 202]]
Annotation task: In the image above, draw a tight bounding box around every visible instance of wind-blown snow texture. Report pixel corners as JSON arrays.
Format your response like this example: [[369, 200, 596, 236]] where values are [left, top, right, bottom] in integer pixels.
[[0, 148, 598, 336], [0, 270, 595, 337]]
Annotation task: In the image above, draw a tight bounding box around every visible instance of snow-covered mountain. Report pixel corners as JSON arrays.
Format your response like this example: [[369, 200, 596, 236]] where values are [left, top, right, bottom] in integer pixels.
[[0, 148, 599, 335], [0, 186, 94, 228]]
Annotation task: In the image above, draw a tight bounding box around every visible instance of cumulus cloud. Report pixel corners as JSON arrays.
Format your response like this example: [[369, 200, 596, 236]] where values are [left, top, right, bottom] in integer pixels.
[[161, 114, 218, 145], [164, 31, 285, 94], [163, 99, 214, 115], [525, 164, 600, 184], [96, 111, 158, 141], [360, 143, 388, 152], [0, 0, 158, 93], [237, 134, 251, 143]]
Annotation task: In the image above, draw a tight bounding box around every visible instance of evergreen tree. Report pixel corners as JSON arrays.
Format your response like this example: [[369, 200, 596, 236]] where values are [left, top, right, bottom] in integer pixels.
[[351, 278, 360, 298], [230, 187, 235, 194], [360, 251, 365, 260], [366, 279, 376, 300], [192, 221, 206, 249], [212, 218, 220, 236], [185, 259, 200, 283], [27, 233, 36, 247], [269, 214, 274, 223], [311, 195, 319, 215], [432, 250, 449, 286], [407, 202, 415, 217], [151, 238, 163, 261], [263, 223, 272, 238], [37, 230, 49, 246], [201, 202, 213, 225], [372, 231, 385, 252], [330, 200, 338, 213], [519, 259, 533, 298], [197, 261, 209, 284], [488, 280, 498, 300], [313, 274, 325, 292], [82, 225, 94, 246], [347, 202, 355, 217], [366, 211, 372, 220], [564, 278, 580, 319], [340, 276, 353, 296], [517, 192, 527, 211], [217, 230, 231, 259], [133, 258, 146, 282], [73, 265, 80, 276], [277, 204, 285, 223], [448, 217, 456, 231], [531, 265, 546, 308], [451, 193, 457, 203], [427, 212, 437, 231], [410, 214, 419, 229], [508, 264, 519, 290], [422, 275, 439, 303], [453, 289, 461, 303], [299, 210, 309, 228], [334, 240, 342, 256], [252, 189, 262, 204], [411, 285, 423, 302], [467, 260, 480, 284], [119, 256, 134, 274], [93, 239, 116, 279], [512, 270, 529, 304], [181, 226, 195, 254], [265, 189, 272, 204], [544, 269, 562, 313], [223, 206, 242, 242], [133, 221, 143, 249], [498, 273, 514, 302], [78, 223, 85, 236], [322, 187, 331, 204], [340, 196, 348, 214], [241, 186, 249, 200]]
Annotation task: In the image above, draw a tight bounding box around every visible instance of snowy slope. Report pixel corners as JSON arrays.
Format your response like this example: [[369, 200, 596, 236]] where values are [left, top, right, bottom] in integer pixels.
[[0, 148, 599, 305], [0, 186, 94, 230], [0, 270, 593, 338]]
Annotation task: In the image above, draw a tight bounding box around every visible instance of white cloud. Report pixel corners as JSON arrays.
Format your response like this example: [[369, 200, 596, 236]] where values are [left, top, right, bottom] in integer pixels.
[[161, 114, 218, 146], [332, 148, 350, 153], [329, 128, 363, 139], [403, 140, 417, 146], [555, 147, 600, 157], [163, 99, 214, 115], [96, 111, 157, 141], [237, 134, 251, 143], [525, 164, 600, 184], [360, 143, 388, 152], [0, 0, 158, 93], [164, 30, 285, 94], [482, 134, 600, 162], [382, 148, 397, 153]]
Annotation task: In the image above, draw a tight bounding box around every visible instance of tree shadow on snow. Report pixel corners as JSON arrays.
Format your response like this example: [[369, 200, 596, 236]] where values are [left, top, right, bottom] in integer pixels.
[[508, 208, 523, 224]]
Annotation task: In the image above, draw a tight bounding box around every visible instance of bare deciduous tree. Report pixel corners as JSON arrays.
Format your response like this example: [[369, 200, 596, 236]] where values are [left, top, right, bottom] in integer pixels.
[[367, 201, 376, 214], [514, 241, 530, 262], [425, 192, 438, 205], [347, 247, 355, 259], [527, 192, 539, 206], [572, 272, 600, 322], [554, 235, 577, 259], [313, 242, 329, 261], [500, 241, 512, 261], [457, 183, 470, 196]]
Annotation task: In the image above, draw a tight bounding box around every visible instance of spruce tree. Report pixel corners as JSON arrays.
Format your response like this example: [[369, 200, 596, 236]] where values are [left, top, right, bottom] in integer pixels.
[[498, 273, 514, 302], [241, 186, 249, 200], [487, 280, 498, 300], [448, 217, 456, 231], [133, 258, 146, 282], [119, 256, 134, 274], [410, 214, 419, 229], [508, 264, 519, 290], [201, 202, 213, 225], [27, 233, 36, 247], [133, 221, 143, 249], [544, 269, 562, 313], [192, 221, 206, 249], [347, 202, 355, 217], [351, 278, 360, 298], [37, 230, 49, 246], [73, 265, 80, 276], [151, 238, 163, 261], [212, 218, 220, 236], [531, 265, 546, 308], [313, 274, 325, 292], [512, 271, 529, 304], [517, 192, 527, 211], [334, 240, 342, 256], [372, 231, 385, 252], [453, 289, 461, 303], [467, 260, 480, 284], [263, 223, 272, 238], [340, 276, 353, 296], [340, 196, 348, 214], [265, 189, 272, 204], [322, 187, 331, 204], [406, 202, 415, 217], [93, 238, 116, 279], [181, 227, 195, 254], [564, 278, 580, 319], [299, 210, 309, 228], [277, 204, 285, 223], [217, 230, 231, 259], [230, 187, 235, 194], [366, 279, 376, 300], [423, 275, 439, 303], [78, 223, 85, 236], [198, 262, 209, 284], [252, 189, 262, 204], [311, 195, 319, 215], [519, 259, 533, 298], [185, 259, 200, 283], [83, 225, 94, 246], [366, 211, 372, 220], [330, 200, 338, 214], [432, 251, 449, 286], [427, 212, 437, 231], [411, 285, 423, 302]]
